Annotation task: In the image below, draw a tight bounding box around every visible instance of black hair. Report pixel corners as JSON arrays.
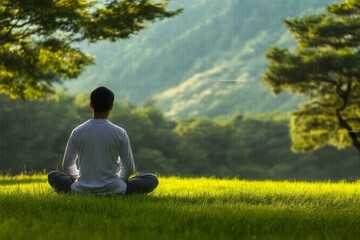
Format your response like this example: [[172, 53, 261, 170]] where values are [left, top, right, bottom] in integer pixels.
[[90, 86, 114, 112]]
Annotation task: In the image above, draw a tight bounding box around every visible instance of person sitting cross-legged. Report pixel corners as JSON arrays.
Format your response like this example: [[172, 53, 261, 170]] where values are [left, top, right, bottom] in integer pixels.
[[48, 86, 158, 195]]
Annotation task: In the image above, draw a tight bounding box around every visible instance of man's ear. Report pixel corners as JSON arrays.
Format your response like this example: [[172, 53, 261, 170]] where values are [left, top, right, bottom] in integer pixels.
[[90, 102, 93, 109]]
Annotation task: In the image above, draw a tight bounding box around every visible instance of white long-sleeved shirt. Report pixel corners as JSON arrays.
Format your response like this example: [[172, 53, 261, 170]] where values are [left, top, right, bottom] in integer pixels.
[[62, 119, 135, 194]]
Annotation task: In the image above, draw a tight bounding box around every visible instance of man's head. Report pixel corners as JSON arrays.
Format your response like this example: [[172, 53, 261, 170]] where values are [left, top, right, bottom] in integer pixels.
[[90, 87, 114, 113]]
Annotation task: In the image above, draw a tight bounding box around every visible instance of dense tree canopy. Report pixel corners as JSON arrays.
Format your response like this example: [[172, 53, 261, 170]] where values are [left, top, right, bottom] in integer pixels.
[[263, 0, 360, 152], [0, 0, 181, 99]]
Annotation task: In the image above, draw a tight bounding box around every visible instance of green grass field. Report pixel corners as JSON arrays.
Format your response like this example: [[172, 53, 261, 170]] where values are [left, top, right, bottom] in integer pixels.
[[1, 175, 360, 240]]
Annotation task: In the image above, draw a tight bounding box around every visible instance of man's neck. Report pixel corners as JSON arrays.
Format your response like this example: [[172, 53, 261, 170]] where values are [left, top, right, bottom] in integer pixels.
[[93, 111, 109, 119]]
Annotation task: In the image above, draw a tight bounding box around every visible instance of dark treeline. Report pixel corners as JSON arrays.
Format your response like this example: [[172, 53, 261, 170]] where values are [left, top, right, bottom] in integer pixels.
[[0, 93, 359, 180]]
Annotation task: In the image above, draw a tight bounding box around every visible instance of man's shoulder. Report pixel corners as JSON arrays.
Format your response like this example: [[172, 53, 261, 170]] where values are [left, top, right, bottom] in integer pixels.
[[69, 120, 94, 138], [73, 120, 91, 131], [107, 121, 127, 134]]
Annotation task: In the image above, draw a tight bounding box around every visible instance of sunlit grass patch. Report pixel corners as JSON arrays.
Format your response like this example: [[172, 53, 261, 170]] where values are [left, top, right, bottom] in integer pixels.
[[1, 175, 360, 239], [0, 174, 49, 195], [155, 176, 360, 209]]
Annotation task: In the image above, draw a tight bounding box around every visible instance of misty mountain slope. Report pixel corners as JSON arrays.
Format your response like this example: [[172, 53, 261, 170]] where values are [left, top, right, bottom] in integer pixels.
[[66, 0, 337, 118]]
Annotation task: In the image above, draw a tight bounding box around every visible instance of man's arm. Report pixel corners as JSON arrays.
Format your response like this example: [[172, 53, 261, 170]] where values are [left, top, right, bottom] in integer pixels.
[[119, 131, 135, 181], [62, 131, 80, 180]]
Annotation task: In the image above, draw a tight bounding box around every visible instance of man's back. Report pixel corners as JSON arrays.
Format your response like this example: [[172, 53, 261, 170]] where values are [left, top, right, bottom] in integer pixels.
[[63, 119, 135, 194]]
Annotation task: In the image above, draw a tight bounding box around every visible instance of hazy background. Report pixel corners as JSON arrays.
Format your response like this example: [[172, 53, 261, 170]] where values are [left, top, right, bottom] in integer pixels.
[[66, 0, 337, 119]]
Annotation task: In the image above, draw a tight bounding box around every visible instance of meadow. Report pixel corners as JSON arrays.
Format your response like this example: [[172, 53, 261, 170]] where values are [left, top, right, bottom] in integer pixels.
[[1, 175, 360, 240]]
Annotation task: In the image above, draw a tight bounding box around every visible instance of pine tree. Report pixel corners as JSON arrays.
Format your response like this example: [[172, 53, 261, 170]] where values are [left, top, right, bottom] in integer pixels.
[[263, 0, 360, 152]]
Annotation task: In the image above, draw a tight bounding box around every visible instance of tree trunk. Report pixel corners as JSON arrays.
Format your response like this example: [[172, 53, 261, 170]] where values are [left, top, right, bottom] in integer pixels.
[[336, 110, 360, 152]]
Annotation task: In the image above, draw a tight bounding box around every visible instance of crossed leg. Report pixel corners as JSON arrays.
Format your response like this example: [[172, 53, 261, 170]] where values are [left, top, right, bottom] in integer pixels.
[[125, 173, 159, 195], [48, 171, 74, 193], [48, 171, 158, 195]]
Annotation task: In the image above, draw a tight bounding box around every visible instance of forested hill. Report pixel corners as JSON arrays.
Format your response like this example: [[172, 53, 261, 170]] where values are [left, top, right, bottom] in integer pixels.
[[66, 0, 337, 119]]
